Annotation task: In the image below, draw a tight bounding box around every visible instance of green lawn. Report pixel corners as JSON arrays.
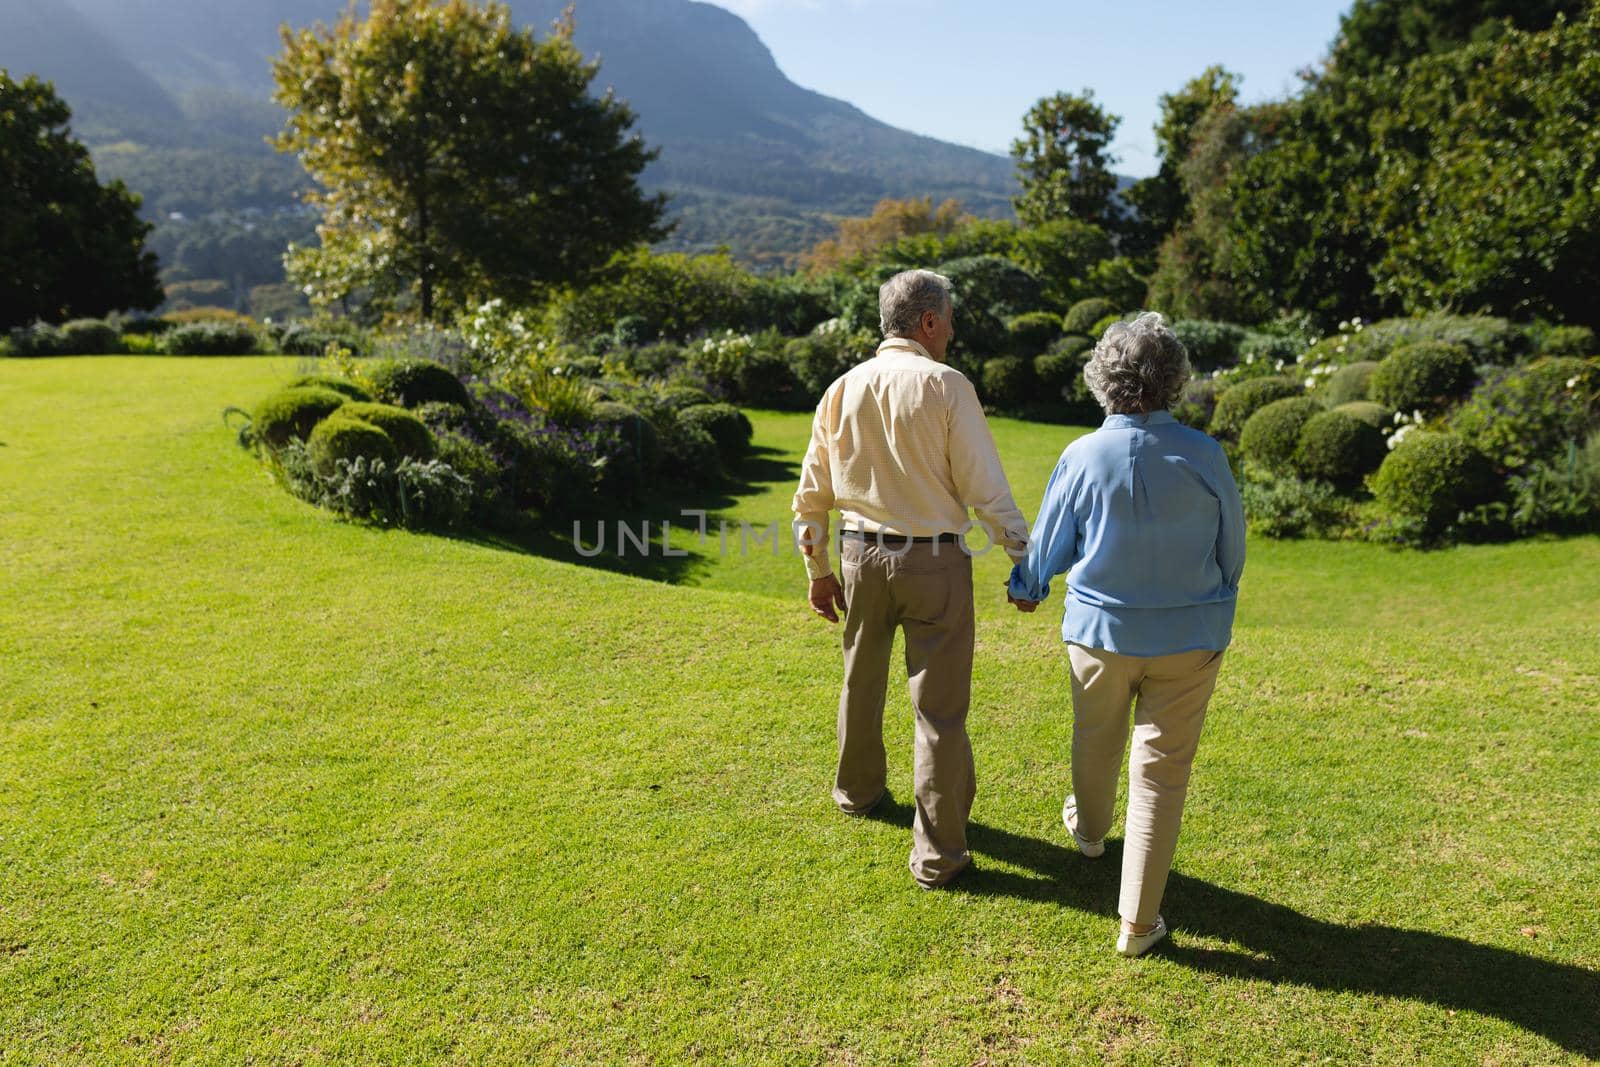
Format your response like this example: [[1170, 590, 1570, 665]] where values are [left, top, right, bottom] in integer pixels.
[[2, 356, 1597, 1063]]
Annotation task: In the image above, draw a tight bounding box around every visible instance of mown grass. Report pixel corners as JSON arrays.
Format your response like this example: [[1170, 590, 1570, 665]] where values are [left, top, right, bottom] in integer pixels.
[[1, 356, 1597, 1063]]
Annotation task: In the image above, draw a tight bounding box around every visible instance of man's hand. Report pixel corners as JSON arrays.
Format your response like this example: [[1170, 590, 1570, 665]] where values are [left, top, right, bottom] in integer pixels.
[[1004, 581, 1039, 613], [809, 574, 847, 623]]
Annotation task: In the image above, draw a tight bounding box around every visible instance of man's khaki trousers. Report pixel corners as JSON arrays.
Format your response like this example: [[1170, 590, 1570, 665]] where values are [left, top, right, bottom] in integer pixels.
[[834, 536, 975, 888], [1067, 643, 1225, 925]]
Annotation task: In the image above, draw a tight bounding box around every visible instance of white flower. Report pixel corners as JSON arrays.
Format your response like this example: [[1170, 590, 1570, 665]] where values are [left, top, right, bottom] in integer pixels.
[[1568, 376, 1582, 390]]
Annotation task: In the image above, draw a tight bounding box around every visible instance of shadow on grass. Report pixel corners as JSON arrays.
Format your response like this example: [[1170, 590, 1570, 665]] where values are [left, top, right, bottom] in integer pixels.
[[864, 798, 1599, 1057], [430, 445, 799, 585]]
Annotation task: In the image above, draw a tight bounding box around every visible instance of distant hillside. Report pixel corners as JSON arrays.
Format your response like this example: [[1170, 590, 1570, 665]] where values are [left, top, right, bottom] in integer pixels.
[[0, 0, 181, 126], [1, 0, 1021, 286]]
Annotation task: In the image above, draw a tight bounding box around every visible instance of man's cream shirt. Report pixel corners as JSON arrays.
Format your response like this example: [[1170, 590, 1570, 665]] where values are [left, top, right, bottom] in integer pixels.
[[792, 336, 1030, 581]]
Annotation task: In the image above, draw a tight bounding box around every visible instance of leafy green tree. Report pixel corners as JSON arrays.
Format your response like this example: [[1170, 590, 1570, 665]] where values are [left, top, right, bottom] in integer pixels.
[[1331, 0, 1587, 78], [1224, 74, 1396, 329], [0, 72, 162, 328], [1146, 102, 1285, 323], [1011, 90, 1122, 231], [1367, 9, 1600, 325], [1122, 66, 1242, 259], [272, 0, 667, 321]]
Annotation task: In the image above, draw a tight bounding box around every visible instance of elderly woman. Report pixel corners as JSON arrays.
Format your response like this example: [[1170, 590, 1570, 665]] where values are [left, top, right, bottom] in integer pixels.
[[1007, 312, 1245, 957]]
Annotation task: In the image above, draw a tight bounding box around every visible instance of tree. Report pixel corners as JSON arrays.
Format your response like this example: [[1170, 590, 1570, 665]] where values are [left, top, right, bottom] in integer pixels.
[[1011, 90, 1121, 231], [1145, 102, 1286, 323], [803, 197, 967, 274], [1122, 66, 1241, 260], [0, 72, 162, 329], [272, 0, 667, 321], [1367, 8, 1600, 326], [1330, 0, 1587, 78]]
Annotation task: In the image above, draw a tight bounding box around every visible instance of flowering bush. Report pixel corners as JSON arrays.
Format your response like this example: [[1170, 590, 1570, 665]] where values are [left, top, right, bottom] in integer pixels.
[[1446, 356, 1600, 471]]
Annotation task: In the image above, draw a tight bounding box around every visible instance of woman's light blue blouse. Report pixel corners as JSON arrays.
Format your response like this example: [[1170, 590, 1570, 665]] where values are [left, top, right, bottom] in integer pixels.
[[1007, 411, 1246, 656]]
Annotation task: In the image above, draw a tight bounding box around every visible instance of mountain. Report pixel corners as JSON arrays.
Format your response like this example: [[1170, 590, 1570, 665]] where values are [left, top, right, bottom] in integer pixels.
[[0, 0, 182, 126], [0, 0, 1019, 286]]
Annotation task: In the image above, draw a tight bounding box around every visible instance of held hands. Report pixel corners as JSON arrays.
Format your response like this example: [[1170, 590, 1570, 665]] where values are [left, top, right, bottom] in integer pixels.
[[1004, 580, 1039, 613]]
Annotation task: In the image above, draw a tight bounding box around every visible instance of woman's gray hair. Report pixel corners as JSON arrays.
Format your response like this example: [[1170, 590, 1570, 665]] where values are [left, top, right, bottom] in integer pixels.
[[1083, 312, 1193, 415], [879, 270, 953, 338]]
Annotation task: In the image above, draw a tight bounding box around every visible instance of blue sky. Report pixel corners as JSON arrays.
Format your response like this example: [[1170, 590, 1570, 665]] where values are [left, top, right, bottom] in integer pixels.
[[705, 0, 1355, 176]]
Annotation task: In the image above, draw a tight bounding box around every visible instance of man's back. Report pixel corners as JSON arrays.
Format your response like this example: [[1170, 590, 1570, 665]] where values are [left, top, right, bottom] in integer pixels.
[[794, 338, 1028, 576]]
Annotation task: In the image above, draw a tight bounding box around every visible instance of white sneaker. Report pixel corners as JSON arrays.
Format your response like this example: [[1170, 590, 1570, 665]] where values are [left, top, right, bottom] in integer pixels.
[[1117, 916, 1168, 958], [1061, 794, 1105, 858]]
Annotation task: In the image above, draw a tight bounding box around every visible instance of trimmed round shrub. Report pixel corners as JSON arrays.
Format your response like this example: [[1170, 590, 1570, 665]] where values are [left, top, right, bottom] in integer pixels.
[[58, 319, 123, 354], [732, 345, 804, 409], [1369, 342, 1477, 414], [252, 386, 348, 449], [1033, 351, 1080, 398], [1063, 297, 1117, 336], [1320, 361, 1379, 407], [1090, 312, 1126, 340], [1209, 376, 1302, 440], [307, 412, 398, 477], [656, 418, 723, 487], [1241, 396, 1322, 475], [1005, 311, 1062, 357], [1170, 319, 1247, 371], [677, 402, 753, 465], [1051, 333, 1093, 360], [1370, 431, 1499, 537], [1174, 377, 1225, 431], [1293, 410, 1388, 489], [1331, 401, 1392, 428], [1447, 356, 1600, 470], [163, 320, 260, 356], [285, 374, 372, 401], [656, 385, 716, 412], [1536, 324, 1595, 358], [338, 402, 435, 460], [367, 358, 470, 409], [612, 314, 654, 348], [981, 356, 1031, 408]]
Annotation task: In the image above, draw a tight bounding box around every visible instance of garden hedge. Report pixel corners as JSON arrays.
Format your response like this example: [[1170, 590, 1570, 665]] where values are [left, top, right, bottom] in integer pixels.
[[1294, 410, 1388, 489], [1369, 341, 1477, 414], [339, 402, 436, 461], [368, 358, 470, 409], [1209, 376, 1302, 440], [1240, 396, 1322, 475], [252, 386, 348, 449], [307, 412, 399, 477]]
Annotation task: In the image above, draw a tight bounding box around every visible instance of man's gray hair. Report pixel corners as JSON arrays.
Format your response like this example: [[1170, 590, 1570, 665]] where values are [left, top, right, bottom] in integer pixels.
[[1083, 312, 1193, 415], [879, 270, 953, 338]]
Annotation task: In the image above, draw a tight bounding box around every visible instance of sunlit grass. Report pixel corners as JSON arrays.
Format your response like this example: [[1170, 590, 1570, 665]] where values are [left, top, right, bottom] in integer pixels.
[[1, 356, 1596, 1062]]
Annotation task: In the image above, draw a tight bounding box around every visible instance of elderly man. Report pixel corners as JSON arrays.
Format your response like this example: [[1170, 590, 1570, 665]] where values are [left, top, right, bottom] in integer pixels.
[[792, 269, 1030, 889]]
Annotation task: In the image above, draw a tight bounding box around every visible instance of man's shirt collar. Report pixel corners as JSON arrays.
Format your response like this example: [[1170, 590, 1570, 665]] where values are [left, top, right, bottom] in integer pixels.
[[877, 337, 935, 361]]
